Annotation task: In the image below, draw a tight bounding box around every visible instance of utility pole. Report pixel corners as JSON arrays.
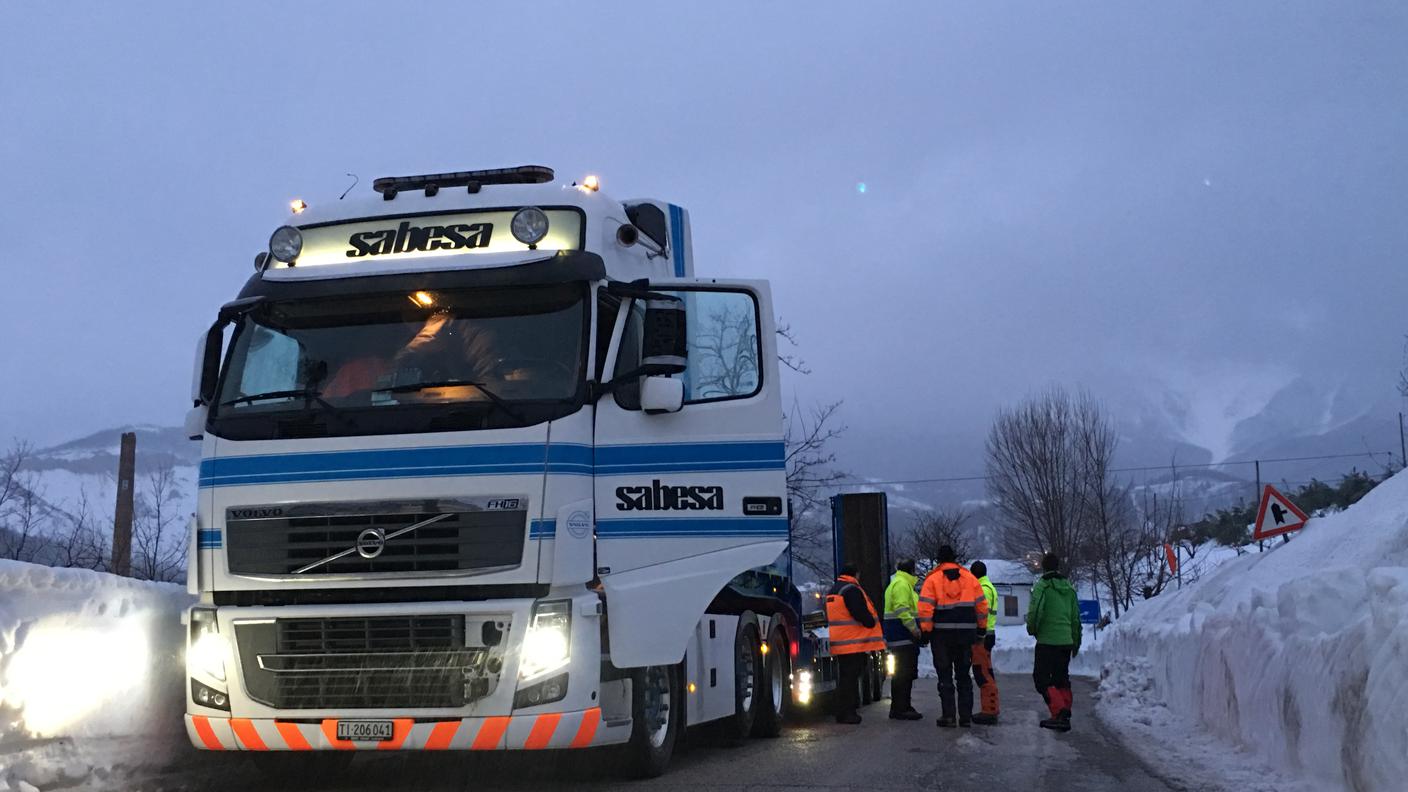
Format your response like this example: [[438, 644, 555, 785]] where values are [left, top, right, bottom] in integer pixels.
[[1255, 459, 1263, 553], [111, 432, 136, 576], [1399, 412, 1405, 471]]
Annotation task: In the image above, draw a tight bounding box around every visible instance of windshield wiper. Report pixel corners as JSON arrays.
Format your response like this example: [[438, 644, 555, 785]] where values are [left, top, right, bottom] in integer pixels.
[[220, 388, 358, 428], [221, 389, 320, 406], [375, 380, 529, 423]]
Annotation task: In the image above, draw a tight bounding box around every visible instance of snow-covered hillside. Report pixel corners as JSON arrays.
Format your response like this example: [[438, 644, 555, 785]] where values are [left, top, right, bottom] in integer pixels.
[[1097, 469, 1408, 792], [17, 425, 199, 523]]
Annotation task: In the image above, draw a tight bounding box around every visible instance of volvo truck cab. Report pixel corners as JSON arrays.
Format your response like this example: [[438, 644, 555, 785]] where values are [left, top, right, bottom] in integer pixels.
[[182, 166, 795, 776]]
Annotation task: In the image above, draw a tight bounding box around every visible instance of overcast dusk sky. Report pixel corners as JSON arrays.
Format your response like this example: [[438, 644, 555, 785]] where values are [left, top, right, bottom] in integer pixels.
[[2, 2, 1405, 478]]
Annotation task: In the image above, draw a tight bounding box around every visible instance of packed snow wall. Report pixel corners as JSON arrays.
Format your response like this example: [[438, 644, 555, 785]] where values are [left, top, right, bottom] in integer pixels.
[[0, 561, 192, 741], [1099, 470, 1408, 792]]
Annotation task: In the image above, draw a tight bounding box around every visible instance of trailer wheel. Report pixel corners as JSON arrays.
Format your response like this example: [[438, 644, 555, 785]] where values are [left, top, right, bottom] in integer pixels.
[[619, 663, 683, 778], [750, 628, 787, 738], [720, 620, 763, 743]]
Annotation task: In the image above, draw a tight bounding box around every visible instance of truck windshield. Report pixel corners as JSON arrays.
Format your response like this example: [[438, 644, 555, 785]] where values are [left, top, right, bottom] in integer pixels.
[[210, 283, 587, 439]]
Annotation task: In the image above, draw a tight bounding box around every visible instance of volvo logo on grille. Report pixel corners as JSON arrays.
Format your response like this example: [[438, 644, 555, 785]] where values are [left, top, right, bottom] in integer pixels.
[[355, 528, 386, 559]]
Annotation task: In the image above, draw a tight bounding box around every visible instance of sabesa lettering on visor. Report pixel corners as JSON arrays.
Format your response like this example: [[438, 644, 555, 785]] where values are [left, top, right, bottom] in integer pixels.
[[346, 221, 493, 258]]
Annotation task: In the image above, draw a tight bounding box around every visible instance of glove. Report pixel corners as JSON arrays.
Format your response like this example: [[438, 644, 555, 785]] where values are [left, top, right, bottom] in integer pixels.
[[984, 633, 995, 651], [908, 624, 922, 640], [1071, 645, 1080, 657]]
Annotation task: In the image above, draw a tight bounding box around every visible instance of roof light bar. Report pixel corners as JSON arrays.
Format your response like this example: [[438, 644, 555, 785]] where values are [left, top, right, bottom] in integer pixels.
[[372, 165, 555, 200]]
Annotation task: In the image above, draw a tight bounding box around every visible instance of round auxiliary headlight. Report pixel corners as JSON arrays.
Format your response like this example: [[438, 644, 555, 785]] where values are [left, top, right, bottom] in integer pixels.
[[511, 207, 550, 246], [269, 225, 303, 262]]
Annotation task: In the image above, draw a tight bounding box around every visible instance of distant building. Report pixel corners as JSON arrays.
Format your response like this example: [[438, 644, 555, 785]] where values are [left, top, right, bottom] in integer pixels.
[[974, 558, 1036, 626]]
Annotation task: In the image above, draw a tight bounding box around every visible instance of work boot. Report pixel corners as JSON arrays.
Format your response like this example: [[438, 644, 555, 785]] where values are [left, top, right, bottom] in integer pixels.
[[836, 712, 862, 725], [935, 716, 958, 728], [890, 709, 923, 721], [1039, 716, 1071, 732], [958, 716, 972, 727], [971, 712, 999, 725]]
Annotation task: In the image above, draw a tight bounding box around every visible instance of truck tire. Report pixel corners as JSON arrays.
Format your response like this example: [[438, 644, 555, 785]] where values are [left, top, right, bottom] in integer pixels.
[[619, 663, 684, 778], [750, 627, 788, 738], [720, 619, 763, 743]]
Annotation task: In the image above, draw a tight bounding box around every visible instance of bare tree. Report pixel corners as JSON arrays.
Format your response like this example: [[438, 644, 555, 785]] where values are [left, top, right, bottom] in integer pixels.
[[1072, 396, 1143, 617], [985, 388, 1094, 572], [900, 508, 973, 574], [131, 464, 186, 582], [54, 488, 110, 570], [0, 441, 43, 562], [785, 400, 848, 577]]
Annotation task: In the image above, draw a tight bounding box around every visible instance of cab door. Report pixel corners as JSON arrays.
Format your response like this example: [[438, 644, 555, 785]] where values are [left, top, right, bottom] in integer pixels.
[[594, 280, 788, 668]]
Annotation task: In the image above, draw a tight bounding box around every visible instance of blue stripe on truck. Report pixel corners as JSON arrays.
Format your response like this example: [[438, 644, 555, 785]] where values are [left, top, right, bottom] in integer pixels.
[[597, 517, 788, 538], [199, 441, 783, 488], [668, 203, 686, 277]]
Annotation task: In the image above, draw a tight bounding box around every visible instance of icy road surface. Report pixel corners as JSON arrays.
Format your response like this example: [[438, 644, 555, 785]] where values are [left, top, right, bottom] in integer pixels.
[[35, 676, 1187, 792]]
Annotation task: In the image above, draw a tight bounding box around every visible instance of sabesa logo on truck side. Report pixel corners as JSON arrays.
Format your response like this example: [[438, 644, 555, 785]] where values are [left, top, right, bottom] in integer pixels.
[[179, 165, 806, 778]]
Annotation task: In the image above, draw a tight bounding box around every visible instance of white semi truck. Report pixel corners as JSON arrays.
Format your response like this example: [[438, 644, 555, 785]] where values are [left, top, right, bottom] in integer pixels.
[[181, 166, 820, 776]]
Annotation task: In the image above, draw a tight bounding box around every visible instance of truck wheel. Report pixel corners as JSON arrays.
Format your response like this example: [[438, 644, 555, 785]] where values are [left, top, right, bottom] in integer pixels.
[[619, 663, 683, 778], [720, 620, 763, 743], [750, 628, 787, 738]]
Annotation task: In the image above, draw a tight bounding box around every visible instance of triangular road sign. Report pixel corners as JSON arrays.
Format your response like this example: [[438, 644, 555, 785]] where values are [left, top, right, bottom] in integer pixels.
[[1254, 484, 1310, 541]]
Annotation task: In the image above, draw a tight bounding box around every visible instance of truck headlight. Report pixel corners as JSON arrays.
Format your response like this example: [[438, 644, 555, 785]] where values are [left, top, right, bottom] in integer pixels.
[[188, 608, 225, 682], [519, 600, 571, 681]]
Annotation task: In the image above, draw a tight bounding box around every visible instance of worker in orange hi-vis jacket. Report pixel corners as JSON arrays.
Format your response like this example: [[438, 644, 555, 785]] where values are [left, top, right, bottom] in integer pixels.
[[917, 545, 989, 728]]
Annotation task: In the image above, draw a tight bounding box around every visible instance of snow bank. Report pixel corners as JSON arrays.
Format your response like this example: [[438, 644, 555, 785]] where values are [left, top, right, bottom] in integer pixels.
[[0, 561, 192, 743], [1099, 470, 1408, 792]]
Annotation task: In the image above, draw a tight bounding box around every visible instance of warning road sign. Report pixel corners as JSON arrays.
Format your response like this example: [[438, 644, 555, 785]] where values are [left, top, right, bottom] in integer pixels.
[[1253, 484, 1310, 541]]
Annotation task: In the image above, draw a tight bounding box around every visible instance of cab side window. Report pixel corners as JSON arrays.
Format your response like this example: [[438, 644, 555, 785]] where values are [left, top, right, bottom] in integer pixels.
[[613, 288, 761, 410]]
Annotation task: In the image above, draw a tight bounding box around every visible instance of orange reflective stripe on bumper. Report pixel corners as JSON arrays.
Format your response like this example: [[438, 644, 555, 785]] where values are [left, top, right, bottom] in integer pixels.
[[276, 721, 313, 750], [424, 721, 460, 750], [571, 708, 601, 748], [192, 716, 224, 751], [230, 718, 267, 751], [472, 716, 510, 750], [524, 713, 562, 750]]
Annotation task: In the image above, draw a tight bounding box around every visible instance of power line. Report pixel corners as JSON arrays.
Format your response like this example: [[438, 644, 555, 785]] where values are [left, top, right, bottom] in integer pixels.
[[834, 449, 1397, 488]]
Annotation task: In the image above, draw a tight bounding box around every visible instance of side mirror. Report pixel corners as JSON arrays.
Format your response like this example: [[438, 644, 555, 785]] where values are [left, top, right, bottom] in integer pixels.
[[185, 404, 208, 440], [640, 376, 684, 414], [640, 296, 686, 376]]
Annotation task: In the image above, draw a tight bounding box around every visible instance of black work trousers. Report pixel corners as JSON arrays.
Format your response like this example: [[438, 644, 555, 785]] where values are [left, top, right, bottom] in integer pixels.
[[929, 636, 973, 719], [1032, 643, 1073, 705], [888, 643, 919, 714], [835, 653, 866, 718]]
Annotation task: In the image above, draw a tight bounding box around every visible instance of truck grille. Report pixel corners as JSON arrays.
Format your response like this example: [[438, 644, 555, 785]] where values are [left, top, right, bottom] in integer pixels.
[[236, 615, 497, 710], [225, 504, 526, 576]]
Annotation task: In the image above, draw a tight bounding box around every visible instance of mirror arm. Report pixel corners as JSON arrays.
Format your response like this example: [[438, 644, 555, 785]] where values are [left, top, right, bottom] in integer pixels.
[[605, 279, 680, 302]]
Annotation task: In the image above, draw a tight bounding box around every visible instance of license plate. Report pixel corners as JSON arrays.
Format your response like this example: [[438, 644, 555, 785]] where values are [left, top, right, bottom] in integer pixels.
[[336, 720, 395, 742]]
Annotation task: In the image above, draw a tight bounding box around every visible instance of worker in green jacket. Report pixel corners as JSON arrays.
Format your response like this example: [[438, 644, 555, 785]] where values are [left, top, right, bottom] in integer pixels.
[[882, 559, 923, 720], [969, 561, 1000, 725], [1026, 553, 1082, 732]]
